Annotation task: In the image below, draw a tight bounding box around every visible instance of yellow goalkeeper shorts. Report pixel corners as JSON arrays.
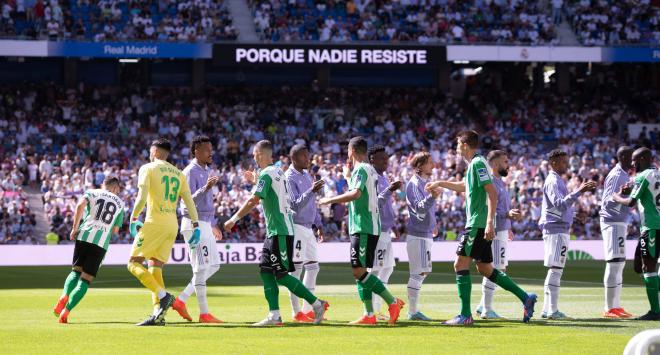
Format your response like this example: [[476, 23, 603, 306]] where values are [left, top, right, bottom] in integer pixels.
[[130, 222, 178, 263]]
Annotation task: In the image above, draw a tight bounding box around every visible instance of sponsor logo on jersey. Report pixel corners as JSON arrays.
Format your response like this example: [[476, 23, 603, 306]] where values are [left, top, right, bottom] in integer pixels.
[[256, 179, 266, 193], [477, 168, 490, 182]]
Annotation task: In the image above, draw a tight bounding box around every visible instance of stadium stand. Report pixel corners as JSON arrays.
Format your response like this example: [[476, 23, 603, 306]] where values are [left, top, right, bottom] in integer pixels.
[[0, 81, 657, 244], [0, 0, 237, 41]]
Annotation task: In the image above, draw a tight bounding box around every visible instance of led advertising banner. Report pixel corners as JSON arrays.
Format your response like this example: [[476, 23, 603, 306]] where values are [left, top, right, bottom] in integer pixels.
[[213, 43, 445, 66]]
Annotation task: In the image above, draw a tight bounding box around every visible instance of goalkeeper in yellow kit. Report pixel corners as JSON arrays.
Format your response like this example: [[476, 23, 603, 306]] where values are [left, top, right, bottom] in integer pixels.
[[127, 138, 202, 326]]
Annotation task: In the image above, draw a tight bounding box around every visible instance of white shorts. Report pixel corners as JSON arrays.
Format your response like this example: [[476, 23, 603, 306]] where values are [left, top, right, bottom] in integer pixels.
[[372, 230, 396, 271], [181, 218, 220, 272], [600, 220, 627, 260], [543, 233, 569, 268], [292, 224, 318, 263], [407, 234, 432, 274], [491, 231, 509, 269]]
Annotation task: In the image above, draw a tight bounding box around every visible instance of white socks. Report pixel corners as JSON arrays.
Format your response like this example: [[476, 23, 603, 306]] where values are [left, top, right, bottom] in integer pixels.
[[178, 264, 220, 314], [157, 289, 166, 299], [480, 274, 498, 312], [372, 267, 394, 313], [269, 310, 281, 320], [543, 268, 563, 314], [407, 274, 426, 314], [288, 264, 303, 315], [302, 263, 320, 313], [192, 270, 208, 314], [604, 261, 624, 310]]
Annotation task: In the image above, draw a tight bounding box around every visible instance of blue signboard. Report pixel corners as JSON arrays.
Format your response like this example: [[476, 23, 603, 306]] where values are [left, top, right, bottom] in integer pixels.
[[601, 47, 660, 62], [47, 41, 212, 58]]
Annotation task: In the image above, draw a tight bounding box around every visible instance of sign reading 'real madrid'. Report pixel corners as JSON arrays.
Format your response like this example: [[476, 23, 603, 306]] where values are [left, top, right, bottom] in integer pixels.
[[214, 44, 445, 66]]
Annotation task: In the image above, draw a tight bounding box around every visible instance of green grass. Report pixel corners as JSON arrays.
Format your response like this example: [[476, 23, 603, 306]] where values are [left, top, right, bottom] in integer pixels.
[[0, 261, 658, 354]]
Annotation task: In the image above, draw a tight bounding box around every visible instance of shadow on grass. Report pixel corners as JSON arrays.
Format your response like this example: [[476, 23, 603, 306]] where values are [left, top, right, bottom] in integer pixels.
[[163, 321, 507, 329]]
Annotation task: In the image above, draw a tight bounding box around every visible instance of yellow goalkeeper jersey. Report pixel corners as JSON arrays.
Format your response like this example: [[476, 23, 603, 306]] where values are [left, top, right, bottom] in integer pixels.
[[131, 159, 198, 227]]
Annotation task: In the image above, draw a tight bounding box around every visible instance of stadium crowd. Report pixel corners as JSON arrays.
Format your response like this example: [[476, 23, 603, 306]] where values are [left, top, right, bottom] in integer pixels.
[[0, 81, 657, 245], [566, 0, 660, 46], [0, 0, 237, 41], [251, 0, 559, 44]]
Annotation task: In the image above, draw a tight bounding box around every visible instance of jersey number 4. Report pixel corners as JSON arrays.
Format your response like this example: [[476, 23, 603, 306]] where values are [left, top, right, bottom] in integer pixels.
[[94, 199, 117, 224], [161, 176, 181, 202]]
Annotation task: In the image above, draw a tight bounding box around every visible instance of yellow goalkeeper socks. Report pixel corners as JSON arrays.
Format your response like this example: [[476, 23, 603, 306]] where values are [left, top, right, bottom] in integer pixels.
[[148, 266, 165, 309], [127, 262, 163, 296]]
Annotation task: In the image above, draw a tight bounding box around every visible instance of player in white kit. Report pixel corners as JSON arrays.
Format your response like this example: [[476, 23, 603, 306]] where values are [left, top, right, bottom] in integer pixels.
[[368, 145, 402, 320], [476, 150, 523, 319], [172, 136, 224, 323], [599, 146, 634, 318]]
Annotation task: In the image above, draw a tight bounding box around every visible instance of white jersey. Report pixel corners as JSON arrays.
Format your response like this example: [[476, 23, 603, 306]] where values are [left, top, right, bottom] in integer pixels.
[[77, 189, 125, 250]]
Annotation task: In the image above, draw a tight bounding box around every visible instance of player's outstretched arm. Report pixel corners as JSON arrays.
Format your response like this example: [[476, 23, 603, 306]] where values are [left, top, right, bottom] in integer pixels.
[[613, 182, 636, 208], [69, 196, 88, 240], [130, 187, 147, 221], [223, 194, 260, 232], [318, 188, 361, 206], [547, 180, 595, 212], [426, 180, 465, 193], [484, 183, 498, 240], [130, 166, 150, 223], [407, 182, 438, 215]]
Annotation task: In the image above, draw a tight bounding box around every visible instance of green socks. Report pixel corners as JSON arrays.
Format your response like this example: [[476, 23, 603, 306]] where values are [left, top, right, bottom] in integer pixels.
[[61, 271, 81, 297], [491, 269, 528, 303], [277, 274, 318, 305], [356, 281, 374, 314], [359, 273, 395, 305], [65, 279, 89, 311], [260, 272, 280, 311], [643, 274, 660, 313], [456, 271, 472, 317]]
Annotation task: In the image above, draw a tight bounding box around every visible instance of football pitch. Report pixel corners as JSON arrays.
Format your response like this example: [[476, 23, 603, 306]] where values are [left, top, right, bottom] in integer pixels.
[[1, 261, 657, 354]]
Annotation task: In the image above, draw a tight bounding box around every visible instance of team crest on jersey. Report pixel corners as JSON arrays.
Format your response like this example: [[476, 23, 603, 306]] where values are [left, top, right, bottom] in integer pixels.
[[256, 179, 266, 193], [477, 168, 490, 181]]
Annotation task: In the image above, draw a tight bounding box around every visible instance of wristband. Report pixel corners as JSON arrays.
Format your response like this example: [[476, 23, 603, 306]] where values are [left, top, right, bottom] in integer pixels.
[[229, 215, 240, 224]]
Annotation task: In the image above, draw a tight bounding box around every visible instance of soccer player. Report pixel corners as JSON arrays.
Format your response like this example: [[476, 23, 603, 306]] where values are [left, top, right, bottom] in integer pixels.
[[426, 130, 537, 325], [538, 149, 596, 320], [475, 150, 523, 319], [600, 146, 634, 319], [53, 176, 125, 323], [172, 135, 224, 324], [223, 140, 328, 326], [405, 151, 438, 321], [319, 136, 404, 326], [368, 145, 402, 321], [127, 138, 202, 326], [612, 147, 660, 321], [284, 144, 325, 323]]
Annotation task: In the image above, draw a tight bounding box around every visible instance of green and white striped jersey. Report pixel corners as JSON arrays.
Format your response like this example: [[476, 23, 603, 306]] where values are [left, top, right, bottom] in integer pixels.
[[630, 168, 660, 232], [76, 189, 125, 250], [254, 165, 295, 237], [348, 162, 380, 236]]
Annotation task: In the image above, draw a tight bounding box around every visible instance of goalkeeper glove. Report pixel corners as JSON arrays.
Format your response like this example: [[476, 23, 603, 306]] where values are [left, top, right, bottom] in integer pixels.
[[188, 223, 201, 249], [129, 219, 143, 238]]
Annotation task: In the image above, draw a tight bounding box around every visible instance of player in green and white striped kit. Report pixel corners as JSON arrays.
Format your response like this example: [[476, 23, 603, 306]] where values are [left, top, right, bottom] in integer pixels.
[[53, 176, 125, 323], [613, 147, 660, 321], [223, 140, 328, 327], [319, 137, 404, 325]]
